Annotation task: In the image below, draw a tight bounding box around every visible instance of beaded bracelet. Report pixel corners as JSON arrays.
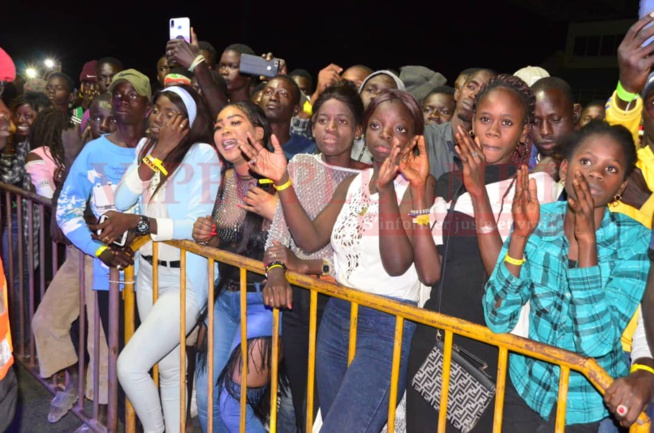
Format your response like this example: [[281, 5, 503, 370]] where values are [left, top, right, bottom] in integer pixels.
[[409, 208, 431, 217], [274, 178, 293, 191], [504, 254, 525, 266], [265, 260, 287, 277]]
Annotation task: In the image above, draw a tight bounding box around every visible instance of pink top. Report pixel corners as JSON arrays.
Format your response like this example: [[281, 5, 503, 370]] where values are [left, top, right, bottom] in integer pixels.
[[25, 146, 58, 199]]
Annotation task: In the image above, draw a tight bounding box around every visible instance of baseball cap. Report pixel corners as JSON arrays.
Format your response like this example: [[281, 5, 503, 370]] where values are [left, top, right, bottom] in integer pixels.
[[80, 60, 98, 83], [513, 66, 549, 87], [108, 69, 151, 99], [0, 47, 16, 83]]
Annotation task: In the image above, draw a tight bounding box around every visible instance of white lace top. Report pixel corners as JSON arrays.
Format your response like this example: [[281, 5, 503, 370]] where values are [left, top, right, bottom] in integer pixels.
[[331, 168, 420, 301]]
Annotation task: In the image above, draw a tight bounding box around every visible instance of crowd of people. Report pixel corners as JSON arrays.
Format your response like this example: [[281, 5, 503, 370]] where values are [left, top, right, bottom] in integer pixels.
[[2, 12, 654, 433]]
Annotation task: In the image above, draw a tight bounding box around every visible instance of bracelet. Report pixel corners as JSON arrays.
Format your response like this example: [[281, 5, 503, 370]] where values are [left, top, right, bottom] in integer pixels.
[[146, 155, 168, 176], [630, 363, 654, 376], [265, 260, 287, 272], [189, 55, 206, 72], [409, 208, 431, 217], [258, 178, 274, 185], [616, 80, 639, 102], [142, 156, 160, 174], [413, 214, 430, 226], [95, 246, 109, 257], [274, 177, 292, 191], [504, 254, 525, 266], [476, 224, 497, 235]]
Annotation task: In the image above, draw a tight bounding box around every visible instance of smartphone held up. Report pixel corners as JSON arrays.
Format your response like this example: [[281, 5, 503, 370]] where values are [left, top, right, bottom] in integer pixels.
[[170, 17, 191, 43]]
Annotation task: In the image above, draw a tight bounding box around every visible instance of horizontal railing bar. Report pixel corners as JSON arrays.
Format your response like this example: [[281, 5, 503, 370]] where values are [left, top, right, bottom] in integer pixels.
[[0, 182, 52, 206]]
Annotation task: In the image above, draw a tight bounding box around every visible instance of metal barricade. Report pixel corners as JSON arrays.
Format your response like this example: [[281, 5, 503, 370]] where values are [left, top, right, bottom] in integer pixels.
[[2, 178, 650, 433]]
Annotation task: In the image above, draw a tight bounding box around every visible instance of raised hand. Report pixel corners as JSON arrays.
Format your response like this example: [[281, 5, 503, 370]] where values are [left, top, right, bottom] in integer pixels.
[[238, 133, 288, 183], [152, 113, 189, 160], [568, 170, 596, 242], [315, 64, 343, 97], [166, 27, 201, 69], [617, 13, 654, 94], [376, 143, 401, 192], [511, 165, 540, 239], [399, 136, 429, 188], [454, 125, 486, 198]]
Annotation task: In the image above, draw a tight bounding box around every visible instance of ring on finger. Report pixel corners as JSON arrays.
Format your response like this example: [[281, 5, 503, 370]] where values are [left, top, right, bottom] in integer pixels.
[[116, 265, 123, 271], [617, 404, 628, 416], [471, 151, 479, 157]]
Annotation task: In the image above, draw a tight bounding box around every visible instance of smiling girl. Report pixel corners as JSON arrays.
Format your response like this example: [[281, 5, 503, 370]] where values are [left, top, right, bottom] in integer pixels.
[[240, 88, 439, 431], [483, 121, 650, 431]]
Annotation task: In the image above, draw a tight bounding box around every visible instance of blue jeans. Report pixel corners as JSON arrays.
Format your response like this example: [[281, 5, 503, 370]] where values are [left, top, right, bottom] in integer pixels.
[[195, 286, 274, 433], [316, 297, 417, 432]]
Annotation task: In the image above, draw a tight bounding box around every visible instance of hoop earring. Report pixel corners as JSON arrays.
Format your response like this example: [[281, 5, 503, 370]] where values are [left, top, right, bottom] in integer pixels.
[[610, 194, 622, 207], [468, 129, 475, 138]]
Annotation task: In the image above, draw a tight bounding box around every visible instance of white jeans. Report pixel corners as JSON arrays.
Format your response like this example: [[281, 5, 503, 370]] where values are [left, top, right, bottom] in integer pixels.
[[117, 258, 201, 433]]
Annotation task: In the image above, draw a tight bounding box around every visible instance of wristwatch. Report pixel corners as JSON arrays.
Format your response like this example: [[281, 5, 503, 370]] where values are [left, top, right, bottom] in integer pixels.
[[134, 215, 150, 236], [321, 258, 332, 277]]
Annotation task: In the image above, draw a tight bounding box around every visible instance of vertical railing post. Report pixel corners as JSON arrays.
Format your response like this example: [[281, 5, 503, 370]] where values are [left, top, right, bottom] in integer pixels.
[[77, 251, 86, 412], [16, 195, 24, 354], [269, 308, 280, 432], [386, 317, 404, 433], [107, 267, 120, 433], [348, 303, 358, 366], [239, 267, 248, 433], [26, 200, 35, 364], [493, 346, 509, 432], [207, 258, 215, 433], [555, 367, 571, 432], [305, 290, 318, 432], [124, 263, 137, 433], [437, 331, 454, 432], [179, 251, 187, 433]]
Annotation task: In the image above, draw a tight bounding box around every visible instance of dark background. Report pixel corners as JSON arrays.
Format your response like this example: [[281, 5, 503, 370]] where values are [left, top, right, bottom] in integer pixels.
[[0, 0, 642, 94]]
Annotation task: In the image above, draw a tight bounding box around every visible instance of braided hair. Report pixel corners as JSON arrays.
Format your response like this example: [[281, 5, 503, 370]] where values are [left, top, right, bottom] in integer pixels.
[[28, 107, 72, 173], [472, 73, 536, 218]]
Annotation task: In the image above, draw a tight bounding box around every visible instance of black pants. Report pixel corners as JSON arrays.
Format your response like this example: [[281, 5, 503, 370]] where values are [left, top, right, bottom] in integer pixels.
[[501, 378, 600, 433], [0, 365, 17, 433], [281, 285, 328, 431]]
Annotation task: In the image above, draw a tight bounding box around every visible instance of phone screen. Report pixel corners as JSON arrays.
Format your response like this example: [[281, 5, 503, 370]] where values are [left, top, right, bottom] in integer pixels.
[[169, 17, 191, 43]]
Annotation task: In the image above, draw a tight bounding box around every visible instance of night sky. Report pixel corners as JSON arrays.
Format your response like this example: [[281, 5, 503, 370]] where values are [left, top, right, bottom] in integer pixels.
[[1, 1, 636, 89]]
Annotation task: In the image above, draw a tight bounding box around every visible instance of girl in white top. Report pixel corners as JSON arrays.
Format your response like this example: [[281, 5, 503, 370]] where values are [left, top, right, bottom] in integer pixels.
[[241, 89, 440, 432]]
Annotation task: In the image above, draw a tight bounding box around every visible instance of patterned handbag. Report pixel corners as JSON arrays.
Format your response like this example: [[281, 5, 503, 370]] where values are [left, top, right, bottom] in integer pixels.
[[411, 185, 495, 433], [411, 338, 495, 433]]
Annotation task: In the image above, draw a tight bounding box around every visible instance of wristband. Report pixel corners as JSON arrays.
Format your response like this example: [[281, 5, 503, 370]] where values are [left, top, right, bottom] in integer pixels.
[[303, 100, 312, 116], [504, 254, 525, 266], [95, 246, 109, 257], [409, 208, 431, 217], [142, 156, 160, 173], [265, 260, 287, 272], [616, 80, 639, 103], [630, 363, 654, 376], [147, 155, 168, 176], [189, 55, 206, 72], [258, 178, 274, 184], [413, 214, 430, 226], [274, 177, 292, 191]]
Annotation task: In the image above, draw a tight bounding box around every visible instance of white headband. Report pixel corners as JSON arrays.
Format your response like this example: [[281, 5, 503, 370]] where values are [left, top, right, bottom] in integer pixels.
[[162, 86, 197, 127]]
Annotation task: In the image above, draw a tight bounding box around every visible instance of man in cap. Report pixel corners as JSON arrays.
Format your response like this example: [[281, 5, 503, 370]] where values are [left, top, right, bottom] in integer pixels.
[[55, 69, 151, 429]]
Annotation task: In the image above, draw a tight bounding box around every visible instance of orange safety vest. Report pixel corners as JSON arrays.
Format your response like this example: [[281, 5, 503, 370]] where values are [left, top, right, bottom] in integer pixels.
[[0, 262, 13, 381]]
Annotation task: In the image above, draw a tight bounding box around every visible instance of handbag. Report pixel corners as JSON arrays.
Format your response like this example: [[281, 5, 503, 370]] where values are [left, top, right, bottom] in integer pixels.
[[411, 184, 496, 433]]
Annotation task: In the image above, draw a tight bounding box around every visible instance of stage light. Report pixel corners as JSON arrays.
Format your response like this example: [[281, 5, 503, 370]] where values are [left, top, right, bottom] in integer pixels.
[[25, 67, 38, 79], [44, 58, 55, 69]]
